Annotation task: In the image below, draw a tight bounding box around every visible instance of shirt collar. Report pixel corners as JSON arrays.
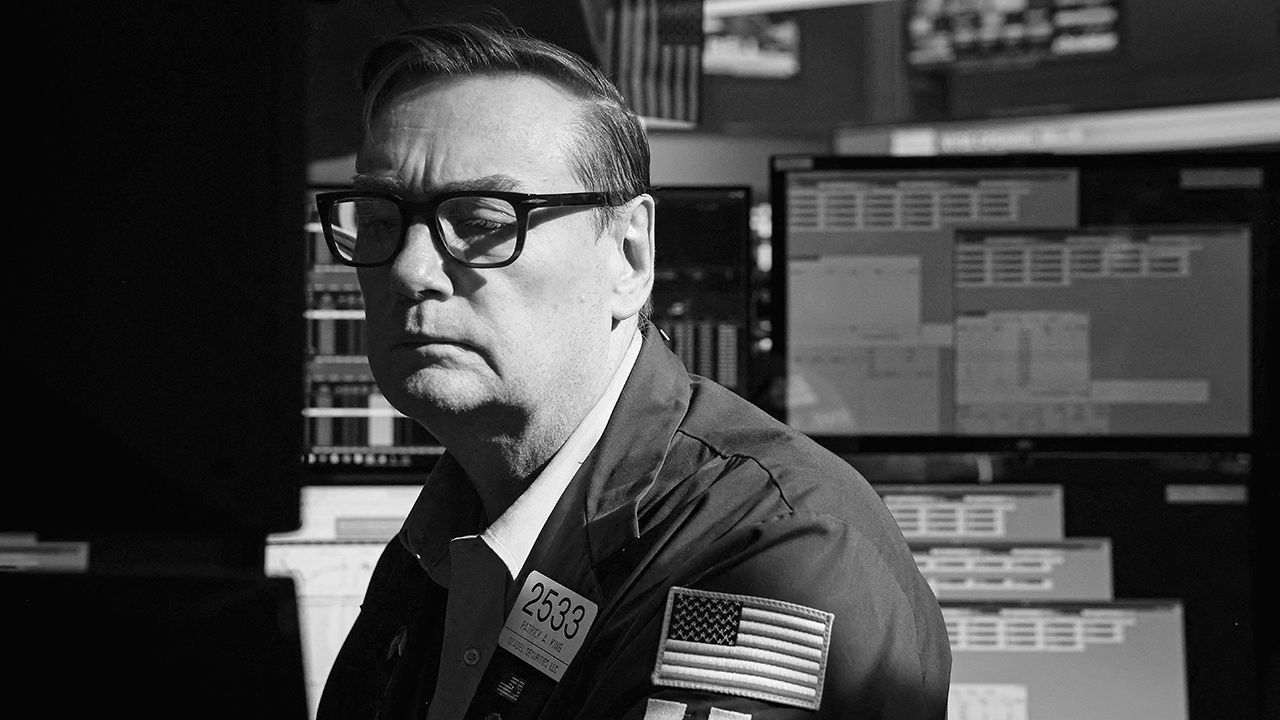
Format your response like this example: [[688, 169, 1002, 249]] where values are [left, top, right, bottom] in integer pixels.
[[398, 330, 642, 584]]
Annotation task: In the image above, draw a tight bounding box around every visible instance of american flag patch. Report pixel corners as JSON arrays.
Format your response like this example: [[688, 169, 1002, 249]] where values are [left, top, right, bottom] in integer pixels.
[[651, 587, 834, 710]]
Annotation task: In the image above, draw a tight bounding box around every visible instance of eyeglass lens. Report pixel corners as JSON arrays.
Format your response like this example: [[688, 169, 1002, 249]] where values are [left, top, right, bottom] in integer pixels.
[[326, 196, 522, 266]]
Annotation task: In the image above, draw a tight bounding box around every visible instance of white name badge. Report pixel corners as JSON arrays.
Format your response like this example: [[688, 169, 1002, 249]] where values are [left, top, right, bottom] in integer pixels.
[[497, 570, 599, 681]]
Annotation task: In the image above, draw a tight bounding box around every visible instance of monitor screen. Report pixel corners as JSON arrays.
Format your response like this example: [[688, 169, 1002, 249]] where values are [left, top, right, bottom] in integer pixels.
[[649, 185, 755, 393], [769, 152, 1276, 453], [899, 0, 1280, 124], [944, 600, 1189, 720], [915, 537, 1113, 602], [876, 483, 1065, 541], [905, 0, 1122, 73]]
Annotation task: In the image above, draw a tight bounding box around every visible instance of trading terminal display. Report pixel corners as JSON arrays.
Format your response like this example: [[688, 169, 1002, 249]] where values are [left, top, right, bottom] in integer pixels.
[[951, 225, 1249, 436], [877, 483, 1065, 541], [944, 600, 1188, 720], [914, 537, 1112, 602], [906, 0, 1122, 71], [771, 153, 1271, 452], [648, 185, 756, 394]]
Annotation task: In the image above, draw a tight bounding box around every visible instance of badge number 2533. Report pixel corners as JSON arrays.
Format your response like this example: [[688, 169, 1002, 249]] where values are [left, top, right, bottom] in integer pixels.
[[498, 571, 599, 681]]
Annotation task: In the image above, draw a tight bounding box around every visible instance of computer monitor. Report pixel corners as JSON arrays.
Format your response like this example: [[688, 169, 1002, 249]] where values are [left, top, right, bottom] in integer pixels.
[[649, 185, 756, 394], [915, 537, 1113, 602], [944, 600, 1189, 720], [876, 483, 1065, 541], [769, 152, 1276, 454], [899, 0, 1280, 124]]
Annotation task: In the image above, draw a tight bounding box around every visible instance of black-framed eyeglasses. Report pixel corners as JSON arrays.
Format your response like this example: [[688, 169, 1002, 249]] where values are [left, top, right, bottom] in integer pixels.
[[314, 189, 627, 269]]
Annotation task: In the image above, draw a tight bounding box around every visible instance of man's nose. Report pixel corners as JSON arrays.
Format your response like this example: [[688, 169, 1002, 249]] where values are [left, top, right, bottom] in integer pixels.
[[388, 222, 454, 299]]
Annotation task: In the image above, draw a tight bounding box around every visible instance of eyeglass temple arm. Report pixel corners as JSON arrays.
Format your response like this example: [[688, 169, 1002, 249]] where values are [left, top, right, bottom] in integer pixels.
[[525, 192, 611, 208]]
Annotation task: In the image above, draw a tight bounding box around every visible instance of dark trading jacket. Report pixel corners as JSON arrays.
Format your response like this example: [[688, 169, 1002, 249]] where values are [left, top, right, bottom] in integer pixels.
[[317, 328, 951, 720]]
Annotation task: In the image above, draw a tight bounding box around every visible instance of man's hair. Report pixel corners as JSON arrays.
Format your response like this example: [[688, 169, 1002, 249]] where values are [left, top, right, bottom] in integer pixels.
[[358, 19, 651, 211], [357, 18, 654, 329]]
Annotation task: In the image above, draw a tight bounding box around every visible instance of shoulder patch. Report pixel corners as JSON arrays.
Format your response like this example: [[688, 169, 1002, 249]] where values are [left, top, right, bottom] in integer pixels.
[[650, 586, 834, 710]]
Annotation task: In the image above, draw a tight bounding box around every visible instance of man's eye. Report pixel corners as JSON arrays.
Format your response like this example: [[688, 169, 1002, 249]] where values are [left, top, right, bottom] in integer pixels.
[[453, 216, 509, 238], [438, 198, 518, 240]]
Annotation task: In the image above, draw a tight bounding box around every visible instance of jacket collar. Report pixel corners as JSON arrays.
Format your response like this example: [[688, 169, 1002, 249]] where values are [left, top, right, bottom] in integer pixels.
[[578, 324, 691, 567], [398, 452, 486, 587]]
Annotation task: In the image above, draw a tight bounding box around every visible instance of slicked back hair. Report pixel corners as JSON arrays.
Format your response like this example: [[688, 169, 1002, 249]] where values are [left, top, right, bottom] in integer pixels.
[[358, 20, 651, 212]]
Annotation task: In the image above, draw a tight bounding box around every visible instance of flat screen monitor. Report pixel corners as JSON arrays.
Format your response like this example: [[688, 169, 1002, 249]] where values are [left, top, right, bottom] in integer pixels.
[[649, 185, 755, 393], [769, 152, 1276, 453], [876, 483, 1065, 541], [944, 600, 1189, 720], [915, 537, 1113, 602], [900, 0, 1280, 124]]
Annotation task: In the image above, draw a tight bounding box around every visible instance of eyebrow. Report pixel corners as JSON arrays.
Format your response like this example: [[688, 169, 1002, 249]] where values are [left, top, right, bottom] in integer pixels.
[[349, 174, 524, 197]]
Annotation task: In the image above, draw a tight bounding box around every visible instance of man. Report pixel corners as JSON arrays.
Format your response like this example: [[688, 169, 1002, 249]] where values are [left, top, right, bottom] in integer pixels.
[[315, 19, 950, 720]]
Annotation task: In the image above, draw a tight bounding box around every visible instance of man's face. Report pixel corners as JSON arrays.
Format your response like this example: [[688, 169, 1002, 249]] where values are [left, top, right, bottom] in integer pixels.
[[354, 74, 621, 426]]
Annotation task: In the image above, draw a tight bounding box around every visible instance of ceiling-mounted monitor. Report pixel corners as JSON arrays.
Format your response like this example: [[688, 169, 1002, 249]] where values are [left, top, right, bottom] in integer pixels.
[[899, 0, 1280, 124]]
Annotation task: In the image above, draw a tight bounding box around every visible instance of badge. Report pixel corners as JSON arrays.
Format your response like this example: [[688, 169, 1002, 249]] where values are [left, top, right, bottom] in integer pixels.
[[497, 570, 599, 681]]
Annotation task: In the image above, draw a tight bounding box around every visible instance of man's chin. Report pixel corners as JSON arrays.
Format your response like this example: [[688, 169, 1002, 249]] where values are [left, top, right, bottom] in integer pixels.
[[386, 377, 488, 419]]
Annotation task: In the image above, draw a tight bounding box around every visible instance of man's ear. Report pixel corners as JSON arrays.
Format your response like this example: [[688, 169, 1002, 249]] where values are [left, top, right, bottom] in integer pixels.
[[610, 193, 655, 322]]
